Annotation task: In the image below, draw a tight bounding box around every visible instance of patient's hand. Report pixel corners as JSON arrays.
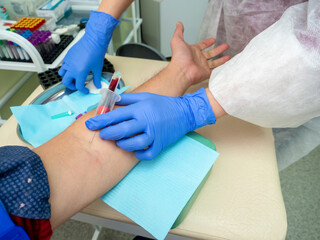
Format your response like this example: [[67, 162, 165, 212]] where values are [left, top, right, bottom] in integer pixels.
[[170, 22, 230, 85]]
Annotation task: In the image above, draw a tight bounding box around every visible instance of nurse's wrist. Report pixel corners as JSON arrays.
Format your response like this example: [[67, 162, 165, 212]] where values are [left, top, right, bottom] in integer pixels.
[[98, 0, 133, 19], [205, 88, 226, 120]]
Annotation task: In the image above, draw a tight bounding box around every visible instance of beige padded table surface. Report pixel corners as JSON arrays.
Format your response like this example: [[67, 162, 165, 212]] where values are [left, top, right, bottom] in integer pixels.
[[0, 55, 287, 240]]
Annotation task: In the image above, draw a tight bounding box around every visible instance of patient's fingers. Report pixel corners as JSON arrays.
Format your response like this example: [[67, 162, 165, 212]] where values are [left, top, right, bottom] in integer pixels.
[[172, 21, 184, 42], [203, 43, 229, 59], [195, 38, 216, 51], [170, 21, 184, 49], [208, 55, 231, 69]]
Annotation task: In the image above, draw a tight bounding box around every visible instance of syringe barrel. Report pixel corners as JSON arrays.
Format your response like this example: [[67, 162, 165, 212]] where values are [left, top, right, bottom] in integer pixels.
[[96, 88, 121, 115]]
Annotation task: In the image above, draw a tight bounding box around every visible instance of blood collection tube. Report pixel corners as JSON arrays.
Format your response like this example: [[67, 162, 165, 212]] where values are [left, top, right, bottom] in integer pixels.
[[95, 88, 121, 115], [8, 41, 19, 60], [0, 46, 4, 58], [0, 41, 5, 58], [16, 45, 25, 60], [3, 40, 14, 59], [39, 36, 47, 54], [46, 31, 55, 51], [21, 48, 30, 60], [89, 72, 122, 143], [96, 72, 122, 114], [0, 41, 9, 59]]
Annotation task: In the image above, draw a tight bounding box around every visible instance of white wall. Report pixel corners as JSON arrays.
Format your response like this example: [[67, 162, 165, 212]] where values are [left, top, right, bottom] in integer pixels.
[[141, 0, 208, 57]]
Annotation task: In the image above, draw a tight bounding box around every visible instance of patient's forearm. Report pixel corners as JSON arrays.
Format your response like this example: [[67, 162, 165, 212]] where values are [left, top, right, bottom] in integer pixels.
[[132, 62, 192, 96], [33, 111, 137, 229]]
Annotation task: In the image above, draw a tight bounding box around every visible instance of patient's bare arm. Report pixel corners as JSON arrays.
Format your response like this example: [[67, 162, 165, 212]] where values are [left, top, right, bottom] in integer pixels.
[[33, 110, 137, 229]]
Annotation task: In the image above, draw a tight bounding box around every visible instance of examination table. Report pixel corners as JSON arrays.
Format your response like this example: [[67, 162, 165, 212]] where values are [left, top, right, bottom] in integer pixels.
[[0, 55, 287, 240]]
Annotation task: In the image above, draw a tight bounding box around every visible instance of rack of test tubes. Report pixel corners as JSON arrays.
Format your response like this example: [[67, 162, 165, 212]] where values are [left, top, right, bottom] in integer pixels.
[[21, 30, 54, 57], [10, 17, 46, 32], [0, 16, 82, 72], [37, 58, 116, 89], [0, 17, 74, 64]]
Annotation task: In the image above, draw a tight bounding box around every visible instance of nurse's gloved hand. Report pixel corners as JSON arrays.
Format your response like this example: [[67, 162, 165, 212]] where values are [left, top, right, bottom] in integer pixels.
[[58, 11, 119, 94], [85, 88, 216, 160]]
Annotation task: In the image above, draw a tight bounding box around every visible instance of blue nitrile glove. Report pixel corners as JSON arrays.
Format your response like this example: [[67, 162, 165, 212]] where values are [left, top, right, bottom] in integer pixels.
[[85, 88, 216, 160], [58, 11, 120, 94]]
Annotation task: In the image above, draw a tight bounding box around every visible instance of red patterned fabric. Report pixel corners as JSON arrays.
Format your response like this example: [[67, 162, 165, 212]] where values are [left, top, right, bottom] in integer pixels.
[[9, 214, 52, 240]]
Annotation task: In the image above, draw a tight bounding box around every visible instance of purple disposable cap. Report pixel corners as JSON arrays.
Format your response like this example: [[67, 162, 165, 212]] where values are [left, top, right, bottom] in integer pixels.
[[76, 114, 83, 119]]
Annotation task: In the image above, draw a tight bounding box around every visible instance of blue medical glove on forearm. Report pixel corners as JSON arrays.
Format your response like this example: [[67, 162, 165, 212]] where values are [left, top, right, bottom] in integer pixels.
[[58, 11, 120, 94], [85, 88, 216, 160]]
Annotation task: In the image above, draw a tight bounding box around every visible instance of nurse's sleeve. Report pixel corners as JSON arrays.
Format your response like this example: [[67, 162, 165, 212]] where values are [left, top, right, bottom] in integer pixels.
[[209, 0, 320, 128]]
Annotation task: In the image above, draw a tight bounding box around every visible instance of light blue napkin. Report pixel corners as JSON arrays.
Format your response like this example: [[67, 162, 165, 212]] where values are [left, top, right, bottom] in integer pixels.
[[11, 86, 129, 147], [102, 136, 219, 240]]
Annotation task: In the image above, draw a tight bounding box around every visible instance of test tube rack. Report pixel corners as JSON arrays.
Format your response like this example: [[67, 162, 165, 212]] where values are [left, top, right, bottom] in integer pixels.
[[10, 17, 46, 32], [27, 30, 54, 56], [0, 34, 73, 64], [102, 58, 115, 73], [0, 27, 85, 73], [37, 67, 62, 89], [41, 35, 73, 64], [38, 58, 116, 89]]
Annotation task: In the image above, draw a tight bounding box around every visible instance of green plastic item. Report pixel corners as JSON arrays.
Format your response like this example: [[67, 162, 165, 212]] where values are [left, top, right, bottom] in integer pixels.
[[50, 110, 74, 119], [171, 131, 216, 229]]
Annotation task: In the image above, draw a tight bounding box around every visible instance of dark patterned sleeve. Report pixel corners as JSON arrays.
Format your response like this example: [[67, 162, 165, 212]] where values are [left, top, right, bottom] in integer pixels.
[[0, 146, 52, 239]]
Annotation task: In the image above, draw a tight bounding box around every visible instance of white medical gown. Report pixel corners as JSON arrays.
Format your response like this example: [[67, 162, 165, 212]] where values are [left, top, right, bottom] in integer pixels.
[[199, 0, 320, 170]]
